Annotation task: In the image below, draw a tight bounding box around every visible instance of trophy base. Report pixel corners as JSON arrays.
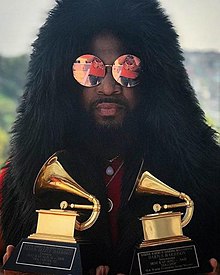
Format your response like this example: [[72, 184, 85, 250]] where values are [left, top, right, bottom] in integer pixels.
[[130, 240, 201, 275], [3, 238, 82, 274], [29, 232, 77, 243], [139, 236, 190, 248]]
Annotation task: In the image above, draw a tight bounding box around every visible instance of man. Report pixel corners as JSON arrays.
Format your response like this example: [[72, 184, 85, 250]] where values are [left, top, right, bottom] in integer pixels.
[[0, 0, 220, 274]]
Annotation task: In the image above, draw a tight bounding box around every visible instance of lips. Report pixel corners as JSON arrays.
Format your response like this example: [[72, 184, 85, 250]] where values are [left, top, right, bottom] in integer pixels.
[[96, 102, 125, 116]]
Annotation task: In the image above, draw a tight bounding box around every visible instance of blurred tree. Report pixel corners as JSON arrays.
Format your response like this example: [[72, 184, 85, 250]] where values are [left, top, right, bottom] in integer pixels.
[[0, 94, 16, 129], [0, 54, 28, 99], [0, 128, 9, 165], [0, 54, 29, 165]]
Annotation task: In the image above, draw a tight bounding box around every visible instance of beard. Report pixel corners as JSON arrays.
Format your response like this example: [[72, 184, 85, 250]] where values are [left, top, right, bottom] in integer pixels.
[[87, 96, 131, 130], [76, 97, 143, 158]]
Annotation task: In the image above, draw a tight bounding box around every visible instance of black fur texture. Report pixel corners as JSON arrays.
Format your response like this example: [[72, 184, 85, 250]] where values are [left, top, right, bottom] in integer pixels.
[[1, 0, 220, 273]]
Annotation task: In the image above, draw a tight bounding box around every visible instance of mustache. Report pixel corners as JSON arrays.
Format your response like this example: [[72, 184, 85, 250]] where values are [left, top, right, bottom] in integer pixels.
[[90, 97, 129, 109]]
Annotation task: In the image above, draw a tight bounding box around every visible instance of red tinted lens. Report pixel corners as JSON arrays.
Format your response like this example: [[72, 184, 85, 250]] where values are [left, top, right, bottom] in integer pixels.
[[72, 54, 105, 87], [112, 54, 141, 87]]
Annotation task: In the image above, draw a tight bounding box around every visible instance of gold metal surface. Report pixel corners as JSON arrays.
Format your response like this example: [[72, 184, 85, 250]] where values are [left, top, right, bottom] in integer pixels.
[[29, 209, 78, 243], [136, 171, 194, 227], [136, 171, 194, 247], [33, 152, 101, 232], [139, 235, 190, 248]]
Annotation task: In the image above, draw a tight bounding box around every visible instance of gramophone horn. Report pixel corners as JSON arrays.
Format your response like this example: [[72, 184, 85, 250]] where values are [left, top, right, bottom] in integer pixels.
[[136, 171, 194, 227], [33, 151, 101, 231]]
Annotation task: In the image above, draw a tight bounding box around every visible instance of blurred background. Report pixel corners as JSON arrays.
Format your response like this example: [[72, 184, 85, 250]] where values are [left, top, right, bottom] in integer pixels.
[[0, 0, 219, 164]]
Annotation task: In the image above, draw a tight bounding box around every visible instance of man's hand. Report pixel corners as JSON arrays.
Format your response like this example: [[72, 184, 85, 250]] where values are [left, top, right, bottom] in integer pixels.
[[95, 266, 110, 275], [207, 258, 220, 275], [2, 245, 32, 275], [3, 245, 19, 274], [95, 266, 125, 275]]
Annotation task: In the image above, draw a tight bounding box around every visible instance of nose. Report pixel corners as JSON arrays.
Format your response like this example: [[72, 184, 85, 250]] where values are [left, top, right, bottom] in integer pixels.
[[97, 68, 122, 96]]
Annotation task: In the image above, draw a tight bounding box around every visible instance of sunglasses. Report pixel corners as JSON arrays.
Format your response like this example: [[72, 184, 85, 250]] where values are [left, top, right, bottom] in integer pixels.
[[72, 54, 141, 88]]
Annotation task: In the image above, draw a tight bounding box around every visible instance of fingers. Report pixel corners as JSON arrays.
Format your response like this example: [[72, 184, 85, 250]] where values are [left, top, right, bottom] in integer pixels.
[[3, 245, 15, 265], [2, 245, 22, 275], [210, 258, 218, 271], [96, 265, 110, 275], [209, 258, 220, 274]]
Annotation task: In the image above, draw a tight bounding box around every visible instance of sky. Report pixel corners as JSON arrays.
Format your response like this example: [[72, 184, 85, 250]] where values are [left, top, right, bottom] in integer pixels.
[[0, 0, 220, 56]]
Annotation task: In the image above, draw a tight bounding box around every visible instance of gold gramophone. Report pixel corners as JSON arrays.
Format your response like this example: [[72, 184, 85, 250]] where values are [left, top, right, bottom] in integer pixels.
[[136, 171, 194, 247], [130, 171, 199, 275], [4, 151, 101, 274], [29, 152, 101, 243]]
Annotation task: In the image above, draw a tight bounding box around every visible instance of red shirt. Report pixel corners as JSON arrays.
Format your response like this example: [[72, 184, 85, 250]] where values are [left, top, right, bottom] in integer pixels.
[[0, 166, 7, 207], [0, 166, 7, 254], [104, 158, 124, 245]]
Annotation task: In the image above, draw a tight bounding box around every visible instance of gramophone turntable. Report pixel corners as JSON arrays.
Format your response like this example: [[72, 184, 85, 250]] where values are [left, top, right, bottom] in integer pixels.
[[3, 151, 100, 274], [130, 171, 200, 275]]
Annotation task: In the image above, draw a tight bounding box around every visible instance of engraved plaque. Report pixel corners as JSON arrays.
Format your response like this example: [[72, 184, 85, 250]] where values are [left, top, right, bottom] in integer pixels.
[[137, 244, 199, 274], [3, 238, 82, 274], [130, 241, 202, 275]]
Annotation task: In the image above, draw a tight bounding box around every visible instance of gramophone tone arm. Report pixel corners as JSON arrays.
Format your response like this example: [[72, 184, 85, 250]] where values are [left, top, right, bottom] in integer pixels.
[[60, 198, 101, 232], [179, 192, 194, 228], [153, 202, 188, 212], [153, 192, 194, 228], [60, 201, 99, 211]]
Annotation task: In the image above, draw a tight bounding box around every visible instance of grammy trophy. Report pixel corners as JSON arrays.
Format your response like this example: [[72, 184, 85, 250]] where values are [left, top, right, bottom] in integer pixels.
[[130, 171, 201, 275], [3, 151, 101, 274]]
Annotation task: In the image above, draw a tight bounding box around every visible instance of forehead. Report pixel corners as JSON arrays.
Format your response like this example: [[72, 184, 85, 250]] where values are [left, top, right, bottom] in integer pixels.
[[89, 33, 125, 62]]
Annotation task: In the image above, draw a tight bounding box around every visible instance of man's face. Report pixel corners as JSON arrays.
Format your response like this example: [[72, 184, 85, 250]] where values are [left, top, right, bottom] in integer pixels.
[[80, 33, 140, 129]]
